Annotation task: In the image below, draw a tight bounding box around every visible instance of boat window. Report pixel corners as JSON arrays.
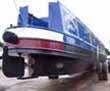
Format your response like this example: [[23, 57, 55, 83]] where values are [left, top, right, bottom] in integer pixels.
[[64, 19, 78, 36], [92, 36, 98, 47], [99, 44, 106, 54], [78, 22, 90, 42]]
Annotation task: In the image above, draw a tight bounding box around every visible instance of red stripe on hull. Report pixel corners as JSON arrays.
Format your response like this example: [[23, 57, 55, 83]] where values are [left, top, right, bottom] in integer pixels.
[[6, 39, 64, 50]]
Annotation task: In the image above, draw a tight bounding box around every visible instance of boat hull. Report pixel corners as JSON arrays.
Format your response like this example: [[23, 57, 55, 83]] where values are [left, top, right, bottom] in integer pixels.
[[2, 38, 106, 78]]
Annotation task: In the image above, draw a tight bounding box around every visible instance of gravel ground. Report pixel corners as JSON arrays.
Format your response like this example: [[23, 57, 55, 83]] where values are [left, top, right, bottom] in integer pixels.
[[0, 65, 110, 91], [0, 71, 98, 91], [3, 73, 110, 91]]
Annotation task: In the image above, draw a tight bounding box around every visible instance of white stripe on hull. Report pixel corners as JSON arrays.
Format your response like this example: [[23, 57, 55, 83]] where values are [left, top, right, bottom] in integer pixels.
[[7, 27, 64, 42]]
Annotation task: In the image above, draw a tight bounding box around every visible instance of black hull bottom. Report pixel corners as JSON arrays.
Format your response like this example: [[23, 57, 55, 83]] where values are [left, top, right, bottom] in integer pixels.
[[31, 55, 93, 76], [2, 45, 106, 78]]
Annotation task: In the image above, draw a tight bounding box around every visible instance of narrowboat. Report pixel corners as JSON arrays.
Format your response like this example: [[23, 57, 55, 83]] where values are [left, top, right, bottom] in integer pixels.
[[2, 1, 107, 79]]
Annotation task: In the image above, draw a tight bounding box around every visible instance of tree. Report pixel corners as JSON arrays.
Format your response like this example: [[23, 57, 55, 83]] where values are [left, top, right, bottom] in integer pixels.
[[105, 48, 110, 55], [0, 42, 3, 47]]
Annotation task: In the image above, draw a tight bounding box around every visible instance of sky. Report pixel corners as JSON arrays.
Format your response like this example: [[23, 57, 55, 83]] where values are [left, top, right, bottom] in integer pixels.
[[0, 0, 110, 50]]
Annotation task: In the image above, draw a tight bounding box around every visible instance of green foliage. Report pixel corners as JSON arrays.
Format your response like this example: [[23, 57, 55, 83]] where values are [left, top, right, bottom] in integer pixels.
[[105, 48, 110, 55], [0, 42, 3, 47]]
